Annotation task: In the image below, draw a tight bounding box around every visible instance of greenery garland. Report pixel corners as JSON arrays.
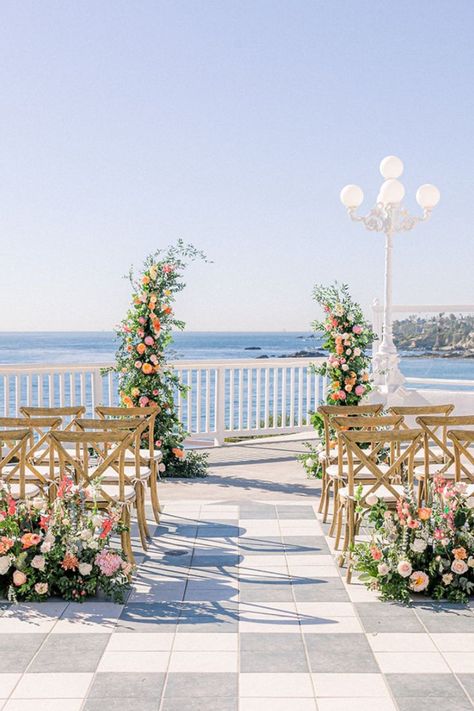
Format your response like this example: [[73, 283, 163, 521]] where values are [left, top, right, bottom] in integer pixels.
[[111, 240, 208, 478]]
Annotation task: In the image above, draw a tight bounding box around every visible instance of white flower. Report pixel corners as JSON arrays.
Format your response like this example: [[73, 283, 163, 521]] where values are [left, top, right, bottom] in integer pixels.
[[366, 494, 378, 506], [78, 562, 92, 576], [318, 451, 327, 463], [92, 515, 103, 527], [466, 497, 474, 508], [80, 529, 93, 541], [397, 560, 412, 578], [87, 540, 99, 551], [305, 457, 315, 469], [158, 463, 166, 473], [377, 563, 390, 576], [31, 555, 46, 571], [468, 557, 474, 568], [341, 364, 349, 371], [0, 556, 11, 575], [454, 482, 467, 494], [346, 348, 352, 355], [442, 573, 453, 585], [411, 538, 427, 554], [353, 348, 361, 357], [334, 303, 344, 316], [451, 559, 469, 575], [40, 541, 52, 554]]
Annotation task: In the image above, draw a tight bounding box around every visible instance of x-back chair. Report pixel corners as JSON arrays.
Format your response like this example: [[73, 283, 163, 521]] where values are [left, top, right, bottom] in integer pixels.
[[448, 430, 474, 495], [0, 428, 37, 500], [49, 429, 140, 563], [337, 428, 423, 582], [316, 404, 384, 521], [95, 405, 162, 522]]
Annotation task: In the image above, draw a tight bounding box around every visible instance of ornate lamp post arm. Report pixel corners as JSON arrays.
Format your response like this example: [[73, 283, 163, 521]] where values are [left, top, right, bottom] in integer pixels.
[[340, 156, 440, 396]]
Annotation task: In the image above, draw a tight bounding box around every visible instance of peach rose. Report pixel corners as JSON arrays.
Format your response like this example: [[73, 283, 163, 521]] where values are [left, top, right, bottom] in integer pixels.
[[453, 547, 467, 560], [21, 533, 41, 549], [418, 507, 431, 521], [13, 570, 27, 586]]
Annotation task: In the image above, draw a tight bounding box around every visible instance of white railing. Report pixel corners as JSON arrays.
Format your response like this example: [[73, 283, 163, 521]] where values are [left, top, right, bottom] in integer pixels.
[[0, 358, 326, 445]]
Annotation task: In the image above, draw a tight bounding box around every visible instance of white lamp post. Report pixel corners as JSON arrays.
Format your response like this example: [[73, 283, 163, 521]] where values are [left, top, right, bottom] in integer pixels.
[[340, 156, 440, 396]]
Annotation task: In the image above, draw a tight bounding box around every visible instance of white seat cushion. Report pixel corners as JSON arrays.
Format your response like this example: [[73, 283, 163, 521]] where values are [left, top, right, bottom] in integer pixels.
[[8, 482, 42, 499], [414, 463, 456, 479], [90, 465, 151, 481], [92, 483, 136, 502], [327, 463, 390, 480], [339, 483, 404, 502]]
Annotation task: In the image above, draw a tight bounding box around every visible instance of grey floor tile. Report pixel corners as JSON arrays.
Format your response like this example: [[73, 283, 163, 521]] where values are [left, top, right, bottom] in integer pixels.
[[197, 525, 241, 538], [117, 602, 181, 632], [305, 633, 379, 673], [190, 554, 241, 567], [238, 537, 285, 554], [88, 672, 165, 698], [414, 604, 474, 633], [84, 700, 158, 711], [277, 505, 316, 519], [165, 672, 238, 698], [239, 507, 278, 520], [177, 602, 239, 632], [161, 699, 237, 711], [459, 675, 474, 702], [240, 632, 307, 672], [386, 673, 469, 698], [239, 581, 294, 602], [0, 634, 46, 672], [355, 602, 424, 633], [29, 633, 110, 672], [396, 698, 473, 711], [292, 578, 350, 602], [283, 535, 330, 554]]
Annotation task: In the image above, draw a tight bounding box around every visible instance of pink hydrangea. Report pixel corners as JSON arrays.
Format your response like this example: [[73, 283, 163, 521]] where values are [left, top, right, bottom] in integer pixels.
[[95, 550, 123, 577]]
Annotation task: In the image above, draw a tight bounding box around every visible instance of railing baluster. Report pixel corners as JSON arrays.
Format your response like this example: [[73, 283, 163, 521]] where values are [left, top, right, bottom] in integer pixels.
[[273, 367, 278, 429], [239, 368, 244, 431], [264, 367, 269, 429], [298, 366, 304, 426]]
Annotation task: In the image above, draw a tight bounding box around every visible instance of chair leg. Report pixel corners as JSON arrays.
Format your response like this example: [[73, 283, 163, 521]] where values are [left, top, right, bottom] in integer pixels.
[[318, 470, 327, 513], [329, 480, 340, 537], [322, 479, 332, 523], [135, 487, 149, 551], [345, 500, 355, 583], [149, 475, 161, 523], [334, 499, 343, 550], [121, 509, 135, 565]]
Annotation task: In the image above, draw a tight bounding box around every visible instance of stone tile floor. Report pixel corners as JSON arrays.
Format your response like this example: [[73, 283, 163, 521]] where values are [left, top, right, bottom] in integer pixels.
[[0, 440, 473, 710]]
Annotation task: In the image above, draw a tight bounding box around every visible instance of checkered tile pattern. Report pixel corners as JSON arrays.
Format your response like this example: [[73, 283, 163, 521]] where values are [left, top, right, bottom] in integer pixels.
[[0, 500, 473, 710]]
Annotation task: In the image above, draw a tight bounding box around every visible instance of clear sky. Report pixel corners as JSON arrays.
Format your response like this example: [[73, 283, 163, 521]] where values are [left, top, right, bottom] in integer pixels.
[[1, 0, 472, 332]]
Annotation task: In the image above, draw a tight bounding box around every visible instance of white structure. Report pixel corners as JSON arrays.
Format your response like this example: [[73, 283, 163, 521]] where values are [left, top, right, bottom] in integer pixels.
[[340, 156, 440, 402]]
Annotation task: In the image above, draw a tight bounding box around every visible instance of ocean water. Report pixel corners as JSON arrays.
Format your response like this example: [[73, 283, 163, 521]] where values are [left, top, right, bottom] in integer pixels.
[[0, 331, 473, 383]]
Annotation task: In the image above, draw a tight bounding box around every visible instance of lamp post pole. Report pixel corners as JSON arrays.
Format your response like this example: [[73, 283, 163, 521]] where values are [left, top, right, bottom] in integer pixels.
[[340, 156, 440, 397]]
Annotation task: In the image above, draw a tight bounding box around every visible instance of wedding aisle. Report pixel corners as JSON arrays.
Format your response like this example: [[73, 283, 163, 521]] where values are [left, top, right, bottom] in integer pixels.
[[0, 440, 473, 710]]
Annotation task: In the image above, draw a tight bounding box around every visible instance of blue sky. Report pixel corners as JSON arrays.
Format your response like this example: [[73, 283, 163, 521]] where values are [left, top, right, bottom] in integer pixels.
[[1, 1, 472, 331]]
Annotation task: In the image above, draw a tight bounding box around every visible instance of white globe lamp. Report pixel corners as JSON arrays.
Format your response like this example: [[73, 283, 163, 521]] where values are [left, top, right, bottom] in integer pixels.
[[380, 155, 404, 179], [340, 184, 364, 208], [416, 183, 441, 208], [379, 178, 405, 205]]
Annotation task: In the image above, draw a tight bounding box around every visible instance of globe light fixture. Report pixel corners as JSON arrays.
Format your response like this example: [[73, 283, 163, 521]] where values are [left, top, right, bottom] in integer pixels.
[[340, 156, 440, 397], [340, 184, 364, 208]]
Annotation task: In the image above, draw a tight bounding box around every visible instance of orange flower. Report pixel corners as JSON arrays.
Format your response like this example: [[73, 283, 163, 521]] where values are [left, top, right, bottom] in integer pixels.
[[21, 533, 42, 549], [0, 536, 14, 554], [131, 387, 140, 397], [163, 306, 172, 315], [332, 381, 340, 390], [172, 447, 185, 459], [61, 553, 79, 571], [136, 343, 146, 355], [142, 275, 150, 285], [362, 373, 369, 382], [152, 319, 161, 333], [335, 345, 343, 355], [453, 547, 467, 560], [122, 396, 133, 408], [142, 363, 153, 375], [418, 507, 431, 521]]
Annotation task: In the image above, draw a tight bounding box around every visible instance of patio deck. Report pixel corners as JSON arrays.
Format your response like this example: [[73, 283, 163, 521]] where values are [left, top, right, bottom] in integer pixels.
[[1, 437, 473, 711]]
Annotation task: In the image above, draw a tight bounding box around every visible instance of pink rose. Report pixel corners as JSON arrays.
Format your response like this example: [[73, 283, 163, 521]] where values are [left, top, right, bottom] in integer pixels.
[[397, 560, 412, 578], [13, 570, 27, 586], [337, 390, 346, 400], [134, 361, 142, 369], [139, 396, 149, 407], [352, 325, 362, 334], [409, 570, 429, 592], [354, 385, 365, 397], [144, 336, 154, 346], [451, 559, 468, 575], [35, 582, 48, 595], [138, 317, 146, 324]]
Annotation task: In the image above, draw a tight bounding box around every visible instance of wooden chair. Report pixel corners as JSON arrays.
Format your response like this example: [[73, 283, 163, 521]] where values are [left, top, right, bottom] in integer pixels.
[[0, 416, 62, 492], [73, 417, 151, 549], [336, 428, 423, 582], [389, 404, 454, 464], [0, 428, 38, 500], [95, 405, 162, 522], [329, 414, 404, 546], [20, 405, 86, 429], [49, 430, 141, 563], [415, 415, 474, 504], [448, 430, 474, 495], [316, 404, 384, 522]]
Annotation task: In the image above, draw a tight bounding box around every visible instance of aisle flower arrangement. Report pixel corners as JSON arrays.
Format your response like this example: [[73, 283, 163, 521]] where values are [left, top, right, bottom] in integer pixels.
[[353, 477, 474, 603], [300, 282, 377, 478], [0, 479, 132, 603], [111, 240, 208, 477]]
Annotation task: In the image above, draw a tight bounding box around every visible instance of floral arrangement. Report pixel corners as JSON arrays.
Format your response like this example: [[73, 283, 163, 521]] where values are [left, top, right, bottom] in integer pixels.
[[111, 240, 208, 478], [299, 283, 376, 478], [353, 477, 474, 603], [0, 478, 133, 603]]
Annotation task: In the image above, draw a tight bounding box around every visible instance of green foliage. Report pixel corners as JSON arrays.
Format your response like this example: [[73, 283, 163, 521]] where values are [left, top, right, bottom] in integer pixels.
[[111, 240, 209, 477]]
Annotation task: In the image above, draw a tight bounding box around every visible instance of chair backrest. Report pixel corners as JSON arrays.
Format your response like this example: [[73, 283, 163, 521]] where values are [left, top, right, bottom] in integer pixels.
[[0, 416, 62, 484], [340, 428, 423, 501], [317, 404, 384, 459], [416, 415, 474, 476], [389, 404, 454, 429], [447, 430, 474, 483], [332, 415, 404, 478], [74, 417, 149, 477], [0, 428, 30, 498], [49, 430, 135, 504], [95, 405, 160, 458]]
